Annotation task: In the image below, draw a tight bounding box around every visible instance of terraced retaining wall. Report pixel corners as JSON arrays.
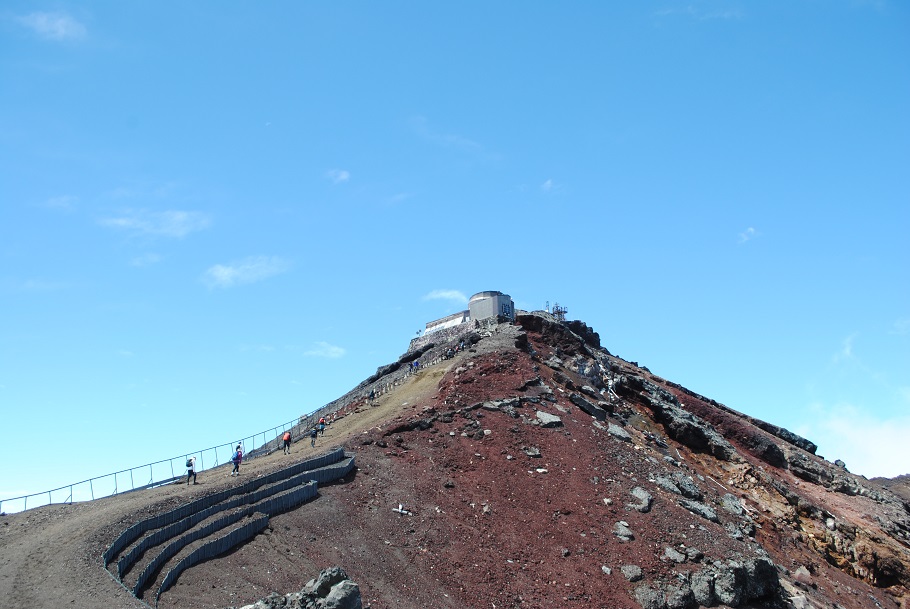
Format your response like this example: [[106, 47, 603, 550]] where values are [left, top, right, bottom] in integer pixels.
[[131, 480, 320, 595], [157, 513, 270, 602], [103, 447, 346, 566], [103, 449, 356, 607]]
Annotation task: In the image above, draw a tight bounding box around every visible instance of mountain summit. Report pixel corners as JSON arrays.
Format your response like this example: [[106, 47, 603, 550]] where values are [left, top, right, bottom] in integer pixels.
[[1, 311, 908, 609]]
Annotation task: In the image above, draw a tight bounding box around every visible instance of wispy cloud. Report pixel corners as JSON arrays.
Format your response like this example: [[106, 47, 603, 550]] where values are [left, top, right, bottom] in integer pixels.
[[387, 192, 413, 204], [326, 169, 350, 184], [130, 253, 163, 267], [17, 12, 87, 41], [239, 344, 277, 353], [799, 402, 910, 478], [832, 333, 858, 363], [202, 256, 290, 289], [891, 318, 910, 336], [40, 195, 78, 210], [410, 116, 498, 160], [99, 210, 211, 238], [14, 279, 73, 293], [304, 341, 346, 359], [737, 227, 757, 244], [655, 4, 744, 21], [541, 179, 556, 192], [423, 289, 468, 304]]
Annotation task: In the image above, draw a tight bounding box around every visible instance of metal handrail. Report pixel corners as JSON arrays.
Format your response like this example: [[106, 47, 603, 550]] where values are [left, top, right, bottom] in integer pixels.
[[1, 344, 454, 515], [1, 411, 313, 514]]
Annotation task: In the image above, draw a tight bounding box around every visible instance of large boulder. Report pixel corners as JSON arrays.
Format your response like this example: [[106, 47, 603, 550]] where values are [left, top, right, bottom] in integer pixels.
[[569, 392, 609, 420], [241, 566, 362, 609]]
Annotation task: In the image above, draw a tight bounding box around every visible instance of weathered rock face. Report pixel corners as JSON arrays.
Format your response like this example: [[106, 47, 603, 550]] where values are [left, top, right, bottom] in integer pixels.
[[325, 314, 910, 609], [239, 566, 362, 609], [615, 374, 738, 461]]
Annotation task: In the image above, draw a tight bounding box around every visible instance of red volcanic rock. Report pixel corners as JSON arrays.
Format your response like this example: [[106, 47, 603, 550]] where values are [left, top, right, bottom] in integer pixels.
[[1, 312, 907, 609]]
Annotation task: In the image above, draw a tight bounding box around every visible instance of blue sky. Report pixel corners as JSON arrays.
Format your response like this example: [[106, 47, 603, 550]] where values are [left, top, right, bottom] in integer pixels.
[[1, 1, 908, 508]]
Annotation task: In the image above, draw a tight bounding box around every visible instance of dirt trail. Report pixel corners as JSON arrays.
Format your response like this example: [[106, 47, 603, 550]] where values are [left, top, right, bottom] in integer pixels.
[[0, 362, 450, 609]]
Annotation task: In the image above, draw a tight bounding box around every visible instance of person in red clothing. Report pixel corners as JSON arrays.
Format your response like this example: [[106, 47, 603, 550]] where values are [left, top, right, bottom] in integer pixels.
[[282, 431, 292, 455]]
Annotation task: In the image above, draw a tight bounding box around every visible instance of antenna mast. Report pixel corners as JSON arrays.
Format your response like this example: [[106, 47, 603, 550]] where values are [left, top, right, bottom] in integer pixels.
[[551, 302, 567, 322]]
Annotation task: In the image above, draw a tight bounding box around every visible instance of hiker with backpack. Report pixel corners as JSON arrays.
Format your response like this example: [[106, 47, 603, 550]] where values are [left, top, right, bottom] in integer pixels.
[[230, 444, 243, 476], [318, 417, 326, 436], [282, 430, 292, 455], [309, 427, 318, 447], [186, 457, 197, 485]]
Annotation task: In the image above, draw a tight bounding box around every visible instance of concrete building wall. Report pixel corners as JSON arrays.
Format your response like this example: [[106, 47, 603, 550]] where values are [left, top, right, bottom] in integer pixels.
[[469, 291, 514, 322], [425, 310, 469, 334]]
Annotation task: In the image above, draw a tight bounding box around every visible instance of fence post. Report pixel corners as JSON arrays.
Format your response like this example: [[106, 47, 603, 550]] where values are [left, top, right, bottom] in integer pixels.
[[130, 469, 134, 491], [89, 479, 94, 500], [24, 496, 27, 511]]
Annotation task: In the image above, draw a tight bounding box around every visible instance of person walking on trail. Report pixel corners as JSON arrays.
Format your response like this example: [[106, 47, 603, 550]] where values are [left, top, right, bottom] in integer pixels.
[[230, 444, 243, 476], [309, 427, 318, 447], [282, 431, 292, 455], [186, 457, 197, 485], [318, 417, 326, 436], [369, 389, 375, 404]]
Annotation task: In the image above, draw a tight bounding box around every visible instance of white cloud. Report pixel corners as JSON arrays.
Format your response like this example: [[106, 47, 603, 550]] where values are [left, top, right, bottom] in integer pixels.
[[202, 256, 290, 289], [99, 210, 211, 238], [801, 403, 910, 478], [833, 333, 858, 363], [655, 5, 744, 21], [891, 318, 910, 336], [737, 227, 757, 244], [41, 195, 78, 210], [326, 169, 350, 184], [239, 344, 276, 353], [16, 279, 72, 292], [410, 116, 500, 161], [17, 12, 87, 40], [423, 289, 468, 304], [304, 341, 346, 359], [387, 192, 413, 204], [130, 253, 163, 267], [541, 179, 556, 192]]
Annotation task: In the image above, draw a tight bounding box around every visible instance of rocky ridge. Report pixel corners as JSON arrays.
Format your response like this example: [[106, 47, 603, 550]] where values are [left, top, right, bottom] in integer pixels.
[[1, 311, 908, 609]]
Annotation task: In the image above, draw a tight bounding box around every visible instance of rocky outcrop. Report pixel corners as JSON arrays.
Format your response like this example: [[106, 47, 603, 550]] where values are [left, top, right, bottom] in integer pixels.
[[239, 566, 362, 609], [635, 555, 779, 609], [569, 392, 609, 420], [615, 375, 738, 462]]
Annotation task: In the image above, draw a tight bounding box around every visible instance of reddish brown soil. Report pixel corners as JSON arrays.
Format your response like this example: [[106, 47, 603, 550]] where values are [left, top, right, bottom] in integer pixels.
[[1, 318, 908, 609]]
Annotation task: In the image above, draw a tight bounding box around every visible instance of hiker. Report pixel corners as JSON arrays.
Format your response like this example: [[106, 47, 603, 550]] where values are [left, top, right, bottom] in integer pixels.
[[318, 417, 326, 436], [230, 444, 243, 476], [282, 430, 292, 455], [369, 389, 375, 403], [310, 427, 318, 447], [186, 457, 197, 485]]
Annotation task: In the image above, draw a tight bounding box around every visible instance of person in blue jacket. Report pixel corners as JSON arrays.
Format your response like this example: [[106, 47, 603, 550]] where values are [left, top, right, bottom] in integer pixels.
[[230, 444, 243, 476]]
